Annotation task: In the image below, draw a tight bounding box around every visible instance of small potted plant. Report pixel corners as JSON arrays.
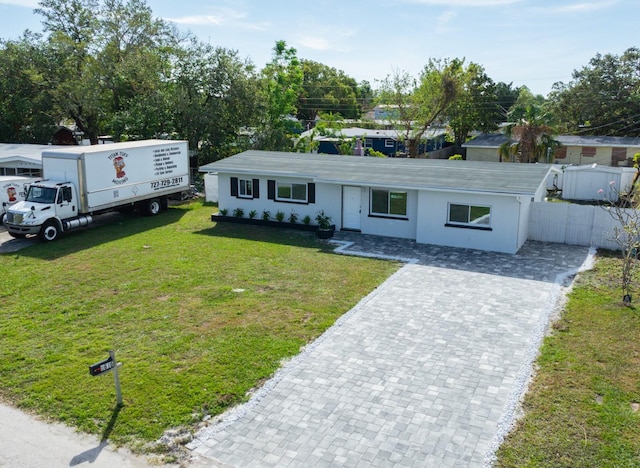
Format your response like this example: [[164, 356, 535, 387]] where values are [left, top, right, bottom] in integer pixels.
[[315, 210, 334, 239]]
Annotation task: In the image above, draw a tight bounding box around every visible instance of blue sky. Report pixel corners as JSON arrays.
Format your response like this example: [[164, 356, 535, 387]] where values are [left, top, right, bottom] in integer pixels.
[[0, 0, 636, 96]]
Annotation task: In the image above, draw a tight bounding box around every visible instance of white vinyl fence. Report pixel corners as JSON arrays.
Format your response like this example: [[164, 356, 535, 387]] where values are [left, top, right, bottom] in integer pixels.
[[528, 202, 638, 250]]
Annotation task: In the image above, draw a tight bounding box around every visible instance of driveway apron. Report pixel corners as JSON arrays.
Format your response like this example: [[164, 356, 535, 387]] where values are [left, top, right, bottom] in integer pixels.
[[189, 234, 594, 467]]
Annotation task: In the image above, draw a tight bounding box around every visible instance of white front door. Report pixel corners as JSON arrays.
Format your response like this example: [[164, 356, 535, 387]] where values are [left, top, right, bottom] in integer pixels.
[[342, 186, 361, 231]]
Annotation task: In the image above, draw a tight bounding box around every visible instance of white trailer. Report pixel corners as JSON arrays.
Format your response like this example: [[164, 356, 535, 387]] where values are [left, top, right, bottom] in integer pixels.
[[4, 140, 189, 241], [0, 176, 38, 222]]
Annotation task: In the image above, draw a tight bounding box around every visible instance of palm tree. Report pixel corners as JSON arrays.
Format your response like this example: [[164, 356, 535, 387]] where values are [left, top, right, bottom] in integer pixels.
[[500, 88, 561, 163]]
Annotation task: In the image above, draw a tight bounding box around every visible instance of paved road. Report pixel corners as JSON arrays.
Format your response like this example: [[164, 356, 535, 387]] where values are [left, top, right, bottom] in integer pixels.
[[189, 234, 593, 467], [0, 403, 153, 468], [0, 226, 35, 253]]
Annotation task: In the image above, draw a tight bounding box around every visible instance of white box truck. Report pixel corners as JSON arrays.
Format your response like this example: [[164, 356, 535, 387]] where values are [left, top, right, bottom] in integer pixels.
[[4, 140, 190, 241], [0, 176, 38, 223]]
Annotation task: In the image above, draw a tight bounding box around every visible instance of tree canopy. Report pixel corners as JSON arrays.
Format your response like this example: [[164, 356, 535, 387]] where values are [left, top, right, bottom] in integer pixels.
[[549, 47, 640, 137], [377, 59, 462, 157], [2, 0, 640, 165], [445, 62, 503, 149]]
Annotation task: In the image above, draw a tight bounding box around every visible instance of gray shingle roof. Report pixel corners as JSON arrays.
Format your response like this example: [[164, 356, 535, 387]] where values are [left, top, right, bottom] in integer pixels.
[[200, 150, 551, 196], [463, 133, 640, 148]]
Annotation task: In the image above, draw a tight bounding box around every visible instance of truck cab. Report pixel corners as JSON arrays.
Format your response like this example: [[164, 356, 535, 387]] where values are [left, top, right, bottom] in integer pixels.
[[4, 180, 79, 241]]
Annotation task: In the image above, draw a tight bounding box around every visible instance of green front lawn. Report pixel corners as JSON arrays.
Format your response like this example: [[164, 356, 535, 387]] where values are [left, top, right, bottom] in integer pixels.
[[497, 251, 640, 467], [0, 201, 398, 453]]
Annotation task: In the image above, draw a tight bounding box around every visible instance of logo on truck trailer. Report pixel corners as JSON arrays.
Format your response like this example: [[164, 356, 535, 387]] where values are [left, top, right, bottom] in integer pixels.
[[108, 150, 129, 185]]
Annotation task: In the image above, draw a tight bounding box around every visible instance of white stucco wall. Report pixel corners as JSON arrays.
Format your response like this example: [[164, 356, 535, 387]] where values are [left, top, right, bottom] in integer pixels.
[[217, 172, 534, 253], [415, 191, 524, 254], [358, 188, 418, 240], [204, 173, 218, 202], [218, 174, 342, 226]]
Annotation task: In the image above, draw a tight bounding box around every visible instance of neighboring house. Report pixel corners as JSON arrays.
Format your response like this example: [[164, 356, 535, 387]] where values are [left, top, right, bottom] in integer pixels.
[[464, 133, 640, 166], [300, 127, 447, 157], [0, 144, 53, 177], [0, 141, 116, 177], [199, 150, 553, 254]]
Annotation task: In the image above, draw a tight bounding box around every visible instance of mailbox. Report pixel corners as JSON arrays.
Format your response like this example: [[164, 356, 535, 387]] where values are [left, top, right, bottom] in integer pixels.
[[89, 355, 115, 376]]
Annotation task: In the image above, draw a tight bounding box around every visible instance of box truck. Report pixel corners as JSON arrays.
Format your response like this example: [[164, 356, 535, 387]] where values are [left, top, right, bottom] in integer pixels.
[[4, 140, 189, 241], [0, 176, 38, 223]]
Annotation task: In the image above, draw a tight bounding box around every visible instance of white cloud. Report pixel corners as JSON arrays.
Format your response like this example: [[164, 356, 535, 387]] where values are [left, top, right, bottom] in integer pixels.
[[166, 7, 268, 31], [297, 36, 332, 51], [0, 0, 39, 7], [294, 28, 355, 53], [404, 0, 520, 5], [543, 1, 619, 14], [168, 15, 224, 26], [435, 10, 457, 33]]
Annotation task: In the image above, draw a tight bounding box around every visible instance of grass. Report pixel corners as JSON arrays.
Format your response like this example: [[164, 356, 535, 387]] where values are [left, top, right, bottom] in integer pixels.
[[0, 201, 399, 453], [496, 250, 640, 467]]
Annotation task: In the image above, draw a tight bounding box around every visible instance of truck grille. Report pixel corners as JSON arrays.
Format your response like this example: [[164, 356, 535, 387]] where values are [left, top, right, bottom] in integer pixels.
[[6, 212, 23, 224]]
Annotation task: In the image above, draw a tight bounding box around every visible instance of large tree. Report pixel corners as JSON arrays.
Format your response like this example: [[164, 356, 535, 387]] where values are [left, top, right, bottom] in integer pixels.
[[34, 0, 180, 144], [378, 58, 462, 157], [297, 60, 361, 124], [171, 39, 259, 165], [254, 40, 303, 151], [548, 47, 640, 136], [0, 33, 55, 143], [446, 62, 502, 149]]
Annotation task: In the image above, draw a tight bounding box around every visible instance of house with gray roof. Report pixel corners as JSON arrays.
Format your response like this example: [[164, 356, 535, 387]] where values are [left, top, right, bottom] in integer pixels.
[[299, 127, 447, 157], [0, 143, 54, 177], [464, 133, 640, 166], [200, 151, 553, 254]]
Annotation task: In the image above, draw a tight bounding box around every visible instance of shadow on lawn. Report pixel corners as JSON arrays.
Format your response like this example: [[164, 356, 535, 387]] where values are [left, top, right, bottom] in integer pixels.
[[7, 207, 188, 260], [194, 219, 335, 252]]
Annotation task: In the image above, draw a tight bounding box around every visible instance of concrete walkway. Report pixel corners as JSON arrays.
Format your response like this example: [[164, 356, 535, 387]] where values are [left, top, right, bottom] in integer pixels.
[[188, 235, 593, 467]]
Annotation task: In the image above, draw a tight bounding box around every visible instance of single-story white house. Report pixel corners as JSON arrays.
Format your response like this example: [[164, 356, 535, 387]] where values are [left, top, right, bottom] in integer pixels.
[[200, 151, 554, 254]]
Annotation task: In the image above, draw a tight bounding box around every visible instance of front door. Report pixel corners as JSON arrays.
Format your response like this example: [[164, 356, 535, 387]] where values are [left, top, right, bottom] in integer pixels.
[[342, 186, 361, 231]]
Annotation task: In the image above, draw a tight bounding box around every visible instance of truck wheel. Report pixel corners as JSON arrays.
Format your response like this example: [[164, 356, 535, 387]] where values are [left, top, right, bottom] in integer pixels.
[[39, 220, 60, 242], [145, 198, 162, 216]]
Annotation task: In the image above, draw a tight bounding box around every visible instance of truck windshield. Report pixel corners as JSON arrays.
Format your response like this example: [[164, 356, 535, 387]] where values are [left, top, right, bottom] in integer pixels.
[[26, 186, 57, 204]]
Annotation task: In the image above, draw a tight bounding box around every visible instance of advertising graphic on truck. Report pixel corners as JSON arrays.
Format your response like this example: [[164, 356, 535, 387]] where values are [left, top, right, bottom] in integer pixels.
[[0, 176, 38, 223], [3, 140, 190, 241]]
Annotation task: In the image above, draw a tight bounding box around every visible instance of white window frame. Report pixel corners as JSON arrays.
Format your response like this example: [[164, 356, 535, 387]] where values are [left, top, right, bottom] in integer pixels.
[[447, 203, 491, 228], [370, 188, 407, 218], [238, 178, 253, 198], [385, 139, 395, 148], [276, 181, 307, 203]]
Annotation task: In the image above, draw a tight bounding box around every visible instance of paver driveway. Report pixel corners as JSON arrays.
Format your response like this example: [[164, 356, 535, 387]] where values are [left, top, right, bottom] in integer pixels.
[[188, 234, 593, 467]]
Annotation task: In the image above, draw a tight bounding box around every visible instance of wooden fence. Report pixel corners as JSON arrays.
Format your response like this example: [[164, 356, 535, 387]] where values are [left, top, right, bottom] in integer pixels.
[[528, 202, 637, 250]]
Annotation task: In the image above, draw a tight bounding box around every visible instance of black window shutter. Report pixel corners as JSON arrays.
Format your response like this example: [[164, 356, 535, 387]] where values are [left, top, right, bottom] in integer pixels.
[[230, 177, 238, 197], [308, 183, 316, 204], [252, 179, 260, 199], [268, 180, 275, 200]]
